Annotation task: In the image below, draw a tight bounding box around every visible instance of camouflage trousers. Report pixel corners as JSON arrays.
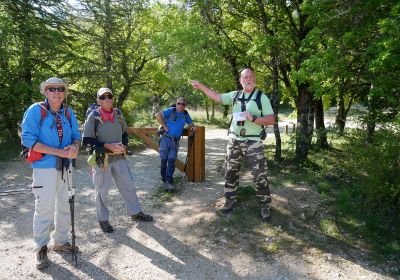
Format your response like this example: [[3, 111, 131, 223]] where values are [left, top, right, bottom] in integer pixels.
[[225, 139, 271, 205]]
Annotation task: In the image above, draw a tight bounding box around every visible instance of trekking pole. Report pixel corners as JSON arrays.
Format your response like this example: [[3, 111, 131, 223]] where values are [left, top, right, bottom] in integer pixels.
[[181, 131, 194, 188], [66, 159, 78, 267]]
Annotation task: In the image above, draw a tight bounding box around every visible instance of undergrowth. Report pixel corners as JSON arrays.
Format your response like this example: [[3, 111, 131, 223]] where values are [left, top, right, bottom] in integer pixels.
[[267, 128, 400, 264]]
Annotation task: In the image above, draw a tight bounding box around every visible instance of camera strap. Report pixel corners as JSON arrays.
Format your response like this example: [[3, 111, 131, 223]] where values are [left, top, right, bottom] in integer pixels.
[[238, 89, 256, 112], [55, 114, 63, 144]]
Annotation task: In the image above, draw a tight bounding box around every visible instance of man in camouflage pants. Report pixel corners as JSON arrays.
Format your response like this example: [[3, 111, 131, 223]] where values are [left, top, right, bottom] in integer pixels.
[[190, 68, 275, 222]]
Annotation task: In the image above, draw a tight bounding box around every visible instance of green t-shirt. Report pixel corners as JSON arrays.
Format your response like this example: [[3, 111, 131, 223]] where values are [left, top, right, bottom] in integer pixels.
[[220, 89, 273, 141]]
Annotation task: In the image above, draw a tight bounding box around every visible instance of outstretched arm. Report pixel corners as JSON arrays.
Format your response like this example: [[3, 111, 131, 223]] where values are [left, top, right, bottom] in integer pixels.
[[190, 80, 222, 103]]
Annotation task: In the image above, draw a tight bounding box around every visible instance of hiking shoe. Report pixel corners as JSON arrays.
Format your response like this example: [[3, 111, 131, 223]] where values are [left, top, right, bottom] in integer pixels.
[[99, 221, 114, 233], [260, 204, 272, 222], [164, 182, 175, 192], [220, 197, 238, 214], [36, 245, 49, 270], [132, 212, 153, 222], [53, 242, 79, 254]]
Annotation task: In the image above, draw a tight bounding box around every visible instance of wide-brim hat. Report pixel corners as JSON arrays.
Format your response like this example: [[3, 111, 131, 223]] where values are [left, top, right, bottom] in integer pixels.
[[40, 77, 68, 95], [97, 87, 113, 98]]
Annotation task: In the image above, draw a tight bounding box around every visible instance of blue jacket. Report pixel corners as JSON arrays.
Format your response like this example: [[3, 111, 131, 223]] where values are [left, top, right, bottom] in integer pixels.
[[163, 108, 193, 138], [21, 101, 81, 168]]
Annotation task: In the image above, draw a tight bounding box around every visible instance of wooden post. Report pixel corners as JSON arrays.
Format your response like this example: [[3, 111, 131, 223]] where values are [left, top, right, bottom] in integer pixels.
[[188, 126, 205, 182], [292, 123, 296, 133], [285, 125, 288, 134], [126, 126, 205, 182]]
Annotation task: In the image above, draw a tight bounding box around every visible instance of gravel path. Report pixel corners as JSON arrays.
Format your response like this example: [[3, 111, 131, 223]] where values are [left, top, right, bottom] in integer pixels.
[[0, 129, 396, 280]]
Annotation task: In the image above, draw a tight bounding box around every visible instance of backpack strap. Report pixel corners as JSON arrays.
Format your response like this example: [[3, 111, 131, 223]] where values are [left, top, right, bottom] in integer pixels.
[[92, 107, 124, 134], [114, 108, 123, 124], [232, 90, 241, 106], [254, 90, 264, 117], [38, 101, 72, 127], [63, 104, 72, 127], [171, 107, 177, 122], [228, 90, 242, 130], [38, 102, 48, 127]]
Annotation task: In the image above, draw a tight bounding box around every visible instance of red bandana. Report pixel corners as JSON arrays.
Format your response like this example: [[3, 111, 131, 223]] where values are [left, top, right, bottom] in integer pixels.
[[99, 107, 115, 123]]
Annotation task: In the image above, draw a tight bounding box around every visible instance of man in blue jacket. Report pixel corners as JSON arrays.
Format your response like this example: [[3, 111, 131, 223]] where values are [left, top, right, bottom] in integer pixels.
[[21, 77, 81, 269], [155, 97, 195, 191]]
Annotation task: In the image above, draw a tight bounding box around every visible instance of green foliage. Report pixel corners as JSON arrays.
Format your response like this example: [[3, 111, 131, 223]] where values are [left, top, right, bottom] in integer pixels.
[[342, 128, 400, 218], [0, 140, 20, 162], [266, 127, 400, 258], [0, 0, 73, 139]]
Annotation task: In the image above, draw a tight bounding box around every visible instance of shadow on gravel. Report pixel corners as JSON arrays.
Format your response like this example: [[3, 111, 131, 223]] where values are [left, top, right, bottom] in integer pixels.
[[57, 254, 118, 280], [103, 222, 307, 280], [41, 261, 79, 279]]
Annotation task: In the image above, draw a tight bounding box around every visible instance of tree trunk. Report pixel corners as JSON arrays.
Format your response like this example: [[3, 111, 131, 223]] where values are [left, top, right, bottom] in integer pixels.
[[335, 87, 346, 134], [315, 98, 329, 148], [223, 105, 229, 118], [152, 95, 160, 116], [226, 55, 241, 90], [271, 55, 281, 160], [295, 83, 314, 161], [211, 101, 215, 120], [117, 85, 130, 109], [365, 102, 377, 145], [104, 0, 113, 90], [205, 97, 209, 121]]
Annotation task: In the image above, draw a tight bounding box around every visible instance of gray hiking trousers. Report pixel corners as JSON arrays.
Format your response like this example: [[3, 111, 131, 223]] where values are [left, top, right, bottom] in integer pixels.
[[91, 156, 141, 221]]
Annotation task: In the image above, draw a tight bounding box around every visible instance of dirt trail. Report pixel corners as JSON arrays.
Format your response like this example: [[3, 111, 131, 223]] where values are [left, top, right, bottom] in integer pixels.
[[0, 129, 395, 280]]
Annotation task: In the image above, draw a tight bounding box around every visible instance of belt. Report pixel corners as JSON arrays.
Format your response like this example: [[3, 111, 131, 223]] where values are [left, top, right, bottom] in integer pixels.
[[163, 134, 180, 140], [98, 152, 128, 170], [230, 131, 260, 138]]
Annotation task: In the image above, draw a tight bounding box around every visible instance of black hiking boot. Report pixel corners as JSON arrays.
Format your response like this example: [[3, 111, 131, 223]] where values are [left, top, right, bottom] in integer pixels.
[[132, 212, 153, 222], [36, 245, 49, 270], [99, 221, 114, 233], [220, 197, 238, 214]]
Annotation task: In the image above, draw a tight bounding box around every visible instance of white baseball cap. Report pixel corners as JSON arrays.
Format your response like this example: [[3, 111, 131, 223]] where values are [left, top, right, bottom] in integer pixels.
[[97, 87, 113, 98]]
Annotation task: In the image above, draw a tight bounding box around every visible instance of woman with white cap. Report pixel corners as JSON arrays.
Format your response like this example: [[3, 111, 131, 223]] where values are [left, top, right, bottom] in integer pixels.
[[21, 77, 81, 269]]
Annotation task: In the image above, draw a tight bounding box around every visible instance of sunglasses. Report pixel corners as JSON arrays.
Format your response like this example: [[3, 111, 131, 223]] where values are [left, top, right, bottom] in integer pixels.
[[99, 94, 113, 100], [47, 87, 65, 93], [177, 102, 186, 105]]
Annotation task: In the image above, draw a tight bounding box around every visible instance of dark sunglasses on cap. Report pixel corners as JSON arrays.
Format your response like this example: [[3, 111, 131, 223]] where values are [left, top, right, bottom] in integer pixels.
[[99, 94, 113, 100], [177, 102, 186, 105], [47, 87, 65, 93]]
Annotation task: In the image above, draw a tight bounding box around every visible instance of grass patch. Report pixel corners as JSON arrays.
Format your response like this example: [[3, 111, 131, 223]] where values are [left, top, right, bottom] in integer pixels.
[[149, 183, 174, 206], [236, 185, 257, 201]]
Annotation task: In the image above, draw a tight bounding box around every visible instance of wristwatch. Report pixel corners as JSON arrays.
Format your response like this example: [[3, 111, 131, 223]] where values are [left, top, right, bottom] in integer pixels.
[[252, 115, 258, 122]]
